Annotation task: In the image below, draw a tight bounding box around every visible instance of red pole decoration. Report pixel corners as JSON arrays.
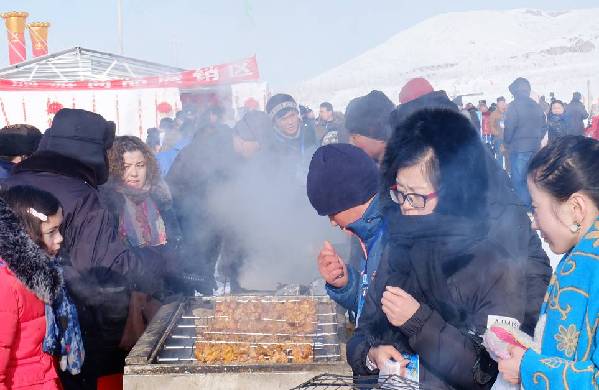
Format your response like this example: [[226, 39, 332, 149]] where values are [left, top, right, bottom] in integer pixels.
[[47, 101, 63, 114], [72, 96, 76, 109], [92, 94, 96, 112], [156, 101, 172, 115], [21, 97, 26, 122], [27, 22, 49, 58], [47, 100, 62, 128], [1, 12, 28, 64], [115, 95, 120, 131], [0, 97, 9, 126]]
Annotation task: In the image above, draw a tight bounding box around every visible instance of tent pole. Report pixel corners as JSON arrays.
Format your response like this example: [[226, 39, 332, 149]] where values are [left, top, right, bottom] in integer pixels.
[[117, 0, 124, 55]]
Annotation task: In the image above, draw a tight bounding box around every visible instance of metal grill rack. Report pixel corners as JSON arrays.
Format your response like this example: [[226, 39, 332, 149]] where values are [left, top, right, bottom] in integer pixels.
[[153, 296, 342, 364], [291, 374, 436, 390]]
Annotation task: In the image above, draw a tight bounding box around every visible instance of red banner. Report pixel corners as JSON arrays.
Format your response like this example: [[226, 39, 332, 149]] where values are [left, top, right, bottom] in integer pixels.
[[0, 55, 260, 91]]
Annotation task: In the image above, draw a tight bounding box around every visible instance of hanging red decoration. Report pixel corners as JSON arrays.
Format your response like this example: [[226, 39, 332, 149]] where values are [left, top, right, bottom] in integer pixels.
[[47, 101, 63, 115], [156, 101, 172, 114]]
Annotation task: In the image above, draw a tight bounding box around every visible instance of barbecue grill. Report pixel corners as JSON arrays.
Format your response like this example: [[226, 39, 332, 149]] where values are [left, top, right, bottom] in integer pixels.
[[124, 295, 350, 389]]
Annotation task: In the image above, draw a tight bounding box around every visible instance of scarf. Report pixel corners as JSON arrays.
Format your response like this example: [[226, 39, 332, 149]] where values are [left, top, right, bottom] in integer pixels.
[[42, 259, 85, 375], [117, 183, 167, 247]]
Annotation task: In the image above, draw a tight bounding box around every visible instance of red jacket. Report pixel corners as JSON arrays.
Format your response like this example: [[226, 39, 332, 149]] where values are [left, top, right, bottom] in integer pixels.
[[0, 261, 60, 390], [586, 115, 599, 140], [481, 111, 493, 136]]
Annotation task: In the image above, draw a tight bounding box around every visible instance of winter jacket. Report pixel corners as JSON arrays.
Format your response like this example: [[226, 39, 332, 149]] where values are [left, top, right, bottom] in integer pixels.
[[315, 112, 349, 145], [521, 217, 599, 389], [545, 113, 568, 143], [488, 110, 505, 139], [269, 121, 318, 185], [4, 151, 165, 379], [156, 137, 191, 177], [167, 128, 239, 293], [504, 78, 546, 153], [468, 108, 482, 133], [0, 199, 62, 390], [586, 115, 599, 140], [347, 213, 527, 389], [325, 194, 385, 323], [564, 100, 589, 136], [0, 160, 12, 180], [481, 111, 492, 136]]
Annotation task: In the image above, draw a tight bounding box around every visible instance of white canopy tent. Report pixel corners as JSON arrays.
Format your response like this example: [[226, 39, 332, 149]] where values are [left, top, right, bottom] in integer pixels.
[[0, 47, 184, 138]]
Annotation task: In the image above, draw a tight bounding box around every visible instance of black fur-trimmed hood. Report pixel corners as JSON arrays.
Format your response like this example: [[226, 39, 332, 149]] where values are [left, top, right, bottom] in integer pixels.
[[0, 197, 62, 303]]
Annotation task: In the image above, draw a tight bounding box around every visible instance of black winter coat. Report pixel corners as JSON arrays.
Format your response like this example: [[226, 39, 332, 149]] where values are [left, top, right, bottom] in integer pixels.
[[391, 92, 550, 335], [546, 113, 568, 143], [564, 100, 589, 136], [347, 213, 527, 389], [3, 151, 165, 378], [504, 82, 546, 153]]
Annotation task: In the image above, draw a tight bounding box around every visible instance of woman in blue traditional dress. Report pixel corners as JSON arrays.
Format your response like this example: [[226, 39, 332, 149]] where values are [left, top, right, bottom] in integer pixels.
[[499, 135, 599, 388]]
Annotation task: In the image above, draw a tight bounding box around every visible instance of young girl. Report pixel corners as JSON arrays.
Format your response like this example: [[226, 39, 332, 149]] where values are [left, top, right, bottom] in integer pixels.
[[0, 185, 84, 389], [498, 136, 599, 387]]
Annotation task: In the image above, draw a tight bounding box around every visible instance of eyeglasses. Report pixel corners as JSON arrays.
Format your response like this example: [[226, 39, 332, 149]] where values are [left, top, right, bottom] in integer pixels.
[[389, 184, 437, 209]]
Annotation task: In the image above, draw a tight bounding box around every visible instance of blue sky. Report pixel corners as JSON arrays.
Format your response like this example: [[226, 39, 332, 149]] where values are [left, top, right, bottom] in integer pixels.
[[1, 1, 597, 88]]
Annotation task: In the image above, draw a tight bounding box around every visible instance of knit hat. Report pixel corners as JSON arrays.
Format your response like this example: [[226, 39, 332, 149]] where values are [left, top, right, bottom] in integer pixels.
[[345, 90, 395, 141], [307, 144, 379, 216], [0, 124, 42, 156], [37, 108, 116, 185], [266, 94, 299, 121], [398, 78, 434, 104]]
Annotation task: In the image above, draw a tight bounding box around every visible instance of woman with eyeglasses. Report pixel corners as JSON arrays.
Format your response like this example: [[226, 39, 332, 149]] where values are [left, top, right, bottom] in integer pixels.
[[347, 109, 529, 389]]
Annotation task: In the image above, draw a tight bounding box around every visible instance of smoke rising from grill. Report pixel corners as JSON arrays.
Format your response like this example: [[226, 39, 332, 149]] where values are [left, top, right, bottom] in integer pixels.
[[201, 150, 345, 291]]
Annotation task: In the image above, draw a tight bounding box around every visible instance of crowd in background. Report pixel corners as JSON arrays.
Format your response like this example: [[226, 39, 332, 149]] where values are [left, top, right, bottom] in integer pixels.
[[0, 75, 597, 389]]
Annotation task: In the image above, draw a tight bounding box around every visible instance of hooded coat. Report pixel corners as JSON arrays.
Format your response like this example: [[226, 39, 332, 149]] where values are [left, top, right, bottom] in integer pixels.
[[504, 78, 546, 153], [391, 93, 551, 334], [0, 198, 62, 390]]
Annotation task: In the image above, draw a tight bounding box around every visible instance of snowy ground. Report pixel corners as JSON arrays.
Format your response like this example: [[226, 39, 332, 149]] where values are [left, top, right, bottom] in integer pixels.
[[292, 8, 599, 111]]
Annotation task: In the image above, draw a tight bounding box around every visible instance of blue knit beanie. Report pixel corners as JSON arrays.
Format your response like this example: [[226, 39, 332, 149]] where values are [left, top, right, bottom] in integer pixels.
[[307, 144, 379, 216]]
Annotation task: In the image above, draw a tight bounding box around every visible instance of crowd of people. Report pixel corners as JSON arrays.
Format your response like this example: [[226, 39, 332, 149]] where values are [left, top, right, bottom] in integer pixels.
[[0, 75, 597, 389]]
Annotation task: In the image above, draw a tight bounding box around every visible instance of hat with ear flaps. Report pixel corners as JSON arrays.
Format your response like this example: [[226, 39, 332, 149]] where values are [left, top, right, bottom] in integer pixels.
[[37, 108, 116, 185]]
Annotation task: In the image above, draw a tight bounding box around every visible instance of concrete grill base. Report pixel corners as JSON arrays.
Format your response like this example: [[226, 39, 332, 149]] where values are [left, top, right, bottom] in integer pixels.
[[124, 364, 351, 390]]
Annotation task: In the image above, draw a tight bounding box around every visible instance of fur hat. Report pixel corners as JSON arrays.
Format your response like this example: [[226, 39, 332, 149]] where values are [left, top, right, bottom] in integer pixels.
[[382, 108, 488, 219], [37, 109, 116, 185]]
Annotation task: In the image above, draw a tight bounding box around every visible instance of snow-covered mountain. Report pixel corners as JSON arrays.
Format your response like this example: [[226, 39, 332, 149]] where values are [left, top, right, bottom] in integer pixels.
[[292, 8, 599, 111]]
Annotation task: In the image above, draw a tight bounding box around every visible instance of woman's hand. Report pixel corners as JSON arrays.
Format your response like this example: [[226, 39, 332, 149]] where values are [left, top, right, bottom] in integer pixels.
[[367, 345, 408, 373], [498, 344, 526, 385], [381, 286, 420, 327]]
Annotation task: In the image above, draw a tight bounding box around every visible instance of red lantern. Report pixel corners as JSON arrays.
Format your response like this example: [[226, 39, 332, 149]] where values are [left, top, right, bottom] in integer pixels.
[[156, 101, 172, 114], [47, 101, 63, 115]]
